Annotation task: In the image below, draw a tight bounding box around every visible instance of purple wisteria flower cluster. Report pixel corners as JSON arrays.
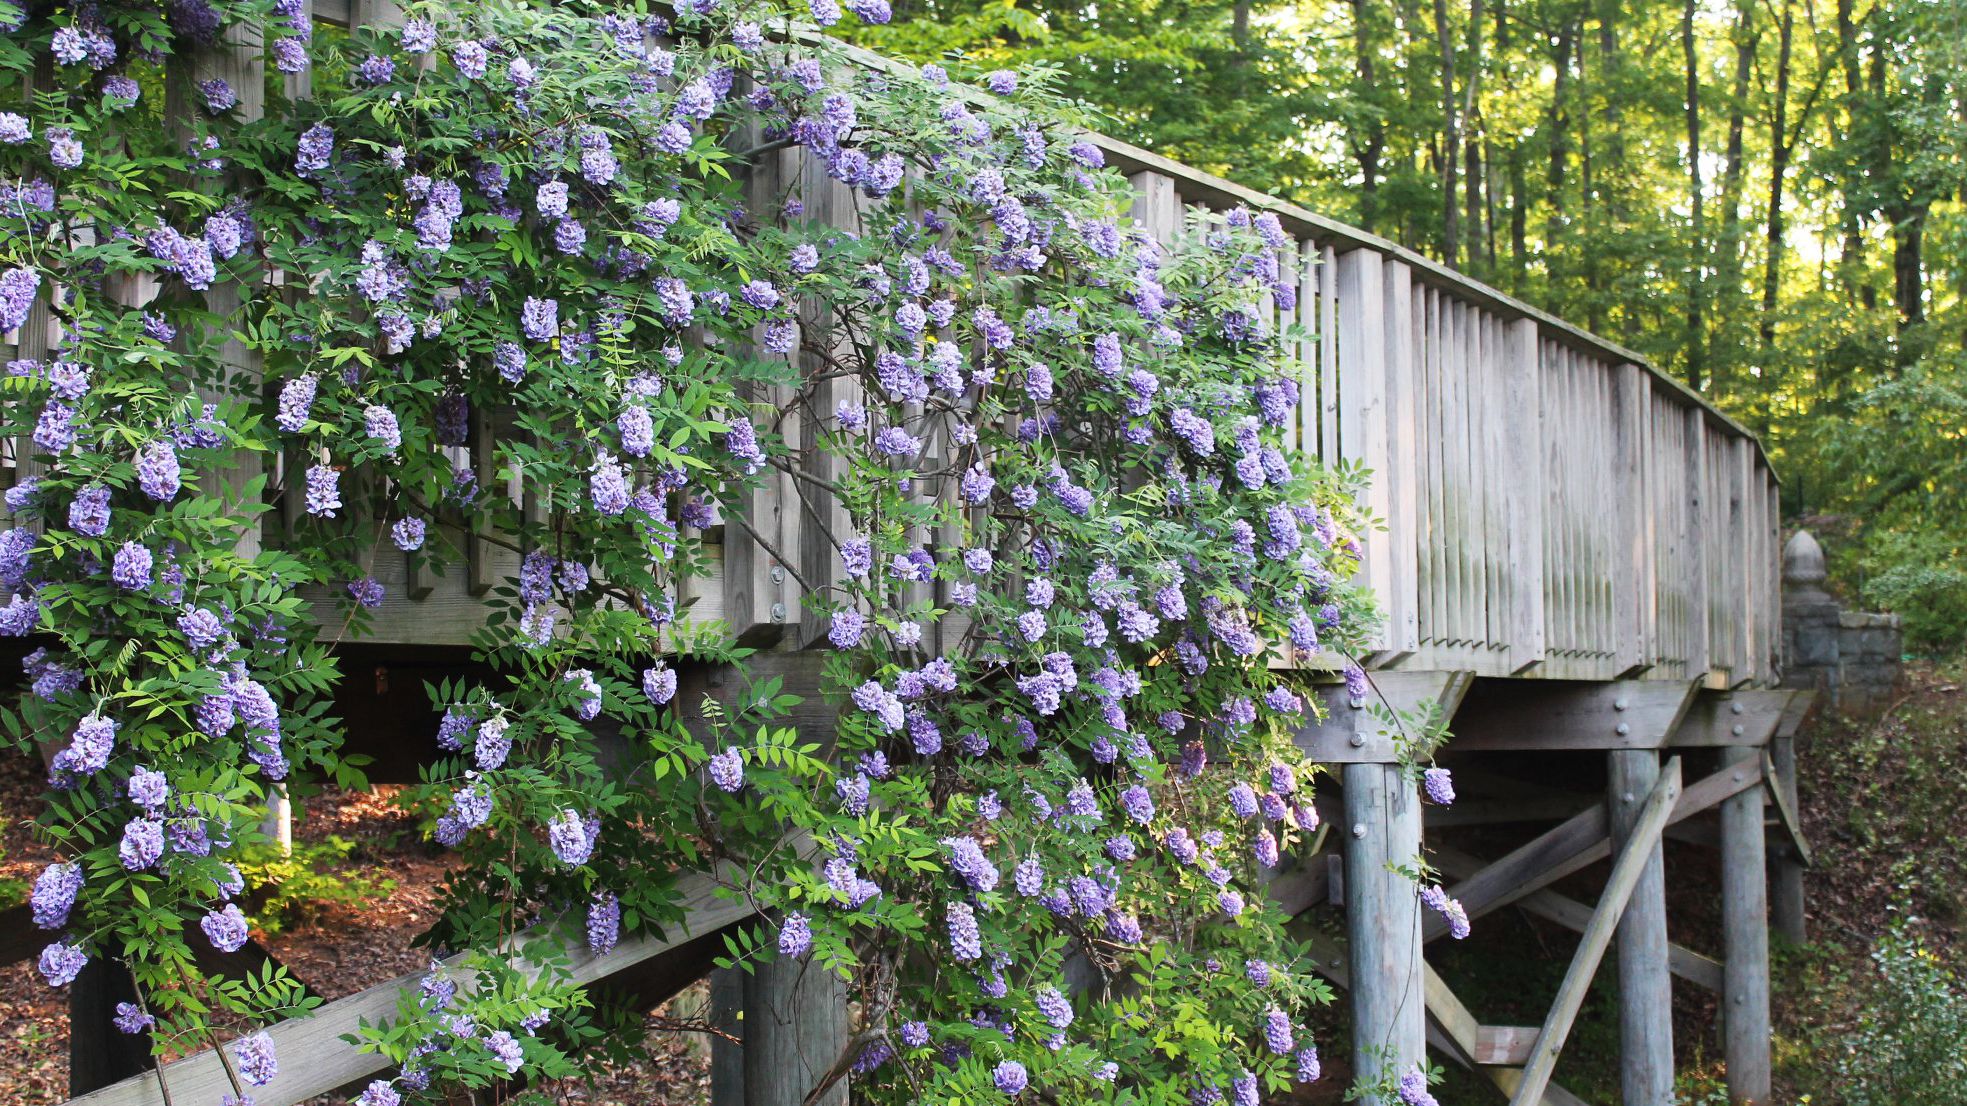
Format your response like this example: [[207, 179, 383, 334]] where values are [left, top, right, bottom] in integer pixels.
[[0, 0, 1384, 1100]]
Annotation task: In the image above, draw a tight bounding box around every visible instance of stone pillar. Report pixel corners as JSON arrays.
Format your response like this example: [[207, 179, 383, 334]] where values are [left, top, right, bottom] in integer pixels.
[[1781, 528, 1903, 714], [1780, 530, 1842, 699]]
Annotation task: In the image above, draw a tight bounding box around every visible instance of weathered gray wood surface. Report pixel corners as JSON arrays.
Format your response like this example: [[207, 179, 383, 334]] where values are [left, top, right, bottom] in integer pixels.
[[62, 870, 755, 1106], [1609, 750, 1675, 1106], [1509, 759, 1681, 1106], [1720, 745, 1773, 1104], [1342, 763, 1425, 1102]]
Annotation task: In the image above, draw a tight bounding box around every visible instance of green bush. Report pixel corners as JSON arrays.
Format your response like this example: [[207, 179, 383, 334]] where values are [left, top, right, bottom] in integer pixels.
[[237, 836, 397, 936], [1860, 532, 1967, 656], [1830, 919, 1967, 1105]]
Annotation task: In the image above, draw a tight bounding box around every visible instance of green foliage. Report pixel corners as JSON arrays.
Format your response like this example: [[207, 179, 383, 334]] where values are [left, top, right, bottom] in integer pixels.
[[867, 0, 1967, 653], [2, 0, 1381, 1101], [1830, 919, 1967, 1106], [236, 836, 397, 935]]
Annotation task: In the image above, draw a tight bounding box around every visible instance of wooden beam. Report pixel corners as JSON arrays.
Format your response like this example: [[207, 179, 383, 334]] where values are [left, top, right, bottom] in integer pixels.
[[63, 865, 764, 1106], [1433, 849, 1724, 993], [1762, 747, 1812, 868], [1509, 758, 1683, 1106], [1448, 678, 1698, 752], [1669, 689, 1789, 747], [1297, 929, 1585, 1106], [1609, 750, 1674, 1106], [1424, 796, 1596, 829], [1720, 746, 1772, 1104], [1426, 759, 1761, 941], [1295, 670, 1474, 763], [1342, 763, 1425, 1098]]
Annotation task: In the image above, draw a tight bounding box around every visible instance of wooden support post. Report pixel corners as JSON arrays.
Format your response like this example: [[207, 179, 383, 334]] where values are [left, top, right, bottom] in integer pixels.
[[1768, 733, 1807, 943], [1719, 745, 1772, 1104], [69, 948, 153, 1096], [1510, 759, 1681, 1106], [742, 956, 848, 1106], [710, 966, 745, 1106], [1608, 750, 1674, 1106], [1342, 763, 1425, 1098]]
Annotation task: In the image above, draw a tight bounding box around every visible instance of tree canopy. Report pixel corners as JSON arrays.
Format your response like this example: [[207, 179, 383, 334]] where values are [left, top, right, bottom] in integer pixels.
[[850, 0, 1967, 650]]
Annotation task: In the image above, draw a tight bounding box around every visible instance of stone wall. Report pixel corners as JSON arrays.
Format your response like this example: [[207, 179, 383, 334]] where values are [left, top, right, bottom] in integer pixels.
[[1781, 530, 1904, 715]]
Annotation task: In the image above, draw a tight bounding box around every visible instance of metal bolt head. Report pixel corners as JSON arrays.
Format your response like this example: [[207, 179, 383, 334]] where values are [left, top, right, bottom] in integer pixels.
[[1732, 724, 1745, 736], [1351, 822, 1367, 839], [1348, 695, 1366, 711], [1615, 723, 1631, 736], [1731, 701, 1744, 715], [769, 564, 786, 584], [1732, 771, 1744, 782], [1613, 697, 1629, 711], [1348, 733, 1365, 748], [770, 602, 787, 622]]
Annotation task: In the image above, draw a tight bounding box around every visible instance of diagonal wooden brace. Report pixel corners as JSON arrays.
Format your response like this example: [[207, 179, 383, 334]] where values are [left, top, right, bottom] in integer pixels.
[[1508, 758, 1683, 1106]]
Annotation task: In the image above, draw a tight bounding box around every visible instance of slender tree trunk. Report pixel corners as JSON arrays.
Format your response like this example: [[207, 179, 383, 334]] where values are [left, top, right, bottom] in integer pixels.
[[1712, 0, 1756, 393], [1461, 0, 1487, 272], [1682, 0, 1706, 390], [1836, 0, 1873, 309], [1761, 0, 1796, 344], [1893, 203, 1927, 327], [1433, 0, 1462, 263], [1350, 0, 1389, 232]]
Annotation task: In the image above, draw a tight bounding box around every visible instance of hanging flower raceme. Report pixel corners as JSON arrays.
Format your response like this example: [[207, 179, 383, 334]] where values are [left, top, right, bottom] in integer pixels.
[[0, 0, 1385, 1101]]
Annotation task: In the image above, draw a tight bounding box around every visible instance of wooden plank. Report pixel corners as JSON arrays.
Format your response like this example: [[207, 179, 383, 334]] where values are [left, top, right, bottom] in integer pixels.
[[1379, 259, 1420, 661], [1763, 746, 1813, 868], [1615, 364, 1655, 676], [1428, 758, 1762, 941], [1293, 670, 1474, 763], [1719, 746, 1772, 1103], [1480, 311, 1506, 656], [1509, 758, 1682, 1106], [1447, 678, 1699, 753], [1685, 408, 1714, 679], [1432, 849, 1724, 993], [65, 867, 761, 1106], [1126, 170, 1182, 244], [1504, 319, 1546, 672], [1669, 689, 1789, 747], [1319, 244, 1341, 463], [1475, 1026, 1541, 1067], [1419, 288, 1446, 650], [1335, 249, 1392, 653]]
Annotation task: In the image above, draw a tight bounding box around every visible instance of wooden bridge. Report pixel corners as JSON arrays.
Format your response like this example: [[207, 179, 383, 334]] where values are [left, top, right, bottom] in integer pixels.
[[11, 6, 1808, 1106]]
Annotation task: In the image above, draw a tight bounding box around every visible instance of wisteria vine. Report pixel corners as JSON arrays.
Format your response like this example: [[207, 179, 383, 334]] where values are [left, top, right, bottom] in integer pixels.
[[0, 0, 1467, 1102]]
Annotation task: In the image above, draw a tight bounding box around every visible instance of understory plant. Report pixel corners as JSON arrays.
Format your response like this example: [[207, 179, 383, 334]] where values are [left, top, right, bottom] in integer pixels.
[[0, 0, 1425, 1102]]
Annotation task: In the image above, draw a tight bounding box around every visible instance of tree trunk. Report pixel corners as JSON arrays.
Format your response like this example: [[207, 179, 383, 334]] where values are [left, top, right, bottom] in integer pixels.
[[1682, 0, 1706, 390], [1461, 0, 1488, 271], [1433, 0, 1462, 264], [1893, 202, 1927, 327], [1350, 0, 1389, 232], [1760, 0, 1796, 345]]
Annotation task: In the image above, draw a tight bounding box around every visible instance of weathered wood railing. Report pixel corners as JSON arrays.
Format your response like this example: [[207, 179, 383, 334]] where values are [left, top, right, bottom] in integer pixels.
[[1104, 140, 1779, 689]]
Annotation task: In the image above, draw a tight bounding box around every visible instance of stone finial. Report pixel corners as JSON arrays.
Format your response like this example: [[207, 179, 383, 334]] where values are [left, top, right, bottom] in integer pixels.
[[1783, 529, 1827, 586]]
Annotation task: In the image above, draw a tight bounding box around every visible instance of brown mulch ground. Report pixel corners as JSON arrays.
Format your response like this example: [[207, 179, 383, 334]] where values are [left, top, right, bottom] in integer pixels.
[[0, 746, 711, 1106]]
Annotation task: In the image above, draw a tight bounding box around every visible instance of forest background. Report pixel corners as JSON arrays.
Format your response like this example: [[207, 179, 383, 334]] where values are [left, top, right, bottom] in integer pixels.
[[844, 0, 1967, 651]]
